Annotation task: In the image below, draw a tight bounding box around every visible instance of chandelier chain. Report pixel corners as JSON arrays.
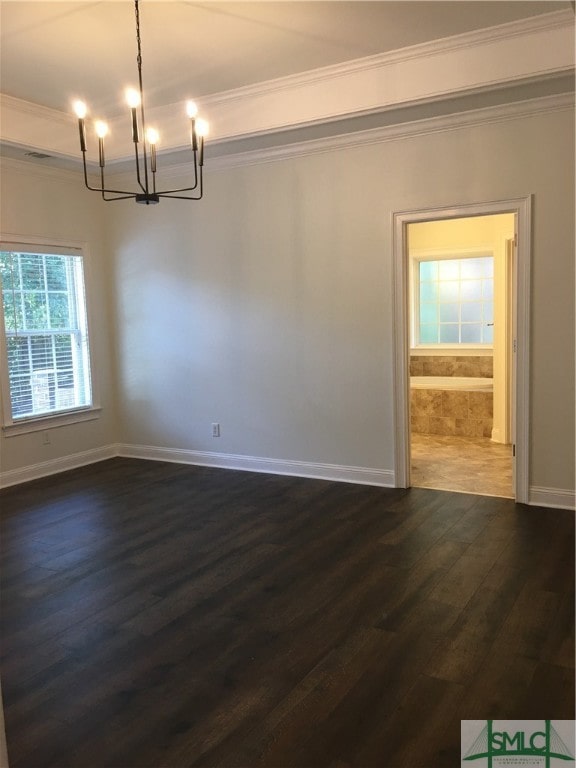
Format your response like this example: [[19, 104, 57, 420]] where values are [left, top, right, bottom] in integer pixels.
[[133, 0, 148, 191], [135, 0, 143, 71]]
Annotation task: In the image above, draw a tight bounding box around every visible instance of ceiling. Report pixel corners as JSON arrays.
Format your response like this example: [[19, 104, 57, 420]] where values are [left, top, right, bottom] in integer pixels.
[[1, 1, 572, 117], [1, 0, 573, 170]]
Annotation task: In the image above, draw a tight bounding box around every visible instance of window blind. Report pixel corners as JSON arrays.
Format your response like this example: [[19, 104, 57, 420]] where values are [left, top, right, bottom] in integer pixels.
[[0, 248, 93, 422]]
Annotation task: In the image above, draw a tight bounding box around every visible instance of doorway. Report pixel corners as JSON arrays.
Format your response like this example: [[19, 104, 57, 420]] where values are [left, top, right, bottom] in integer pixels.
[[392, 198, 532, 503], [408, 214, 514, 497]]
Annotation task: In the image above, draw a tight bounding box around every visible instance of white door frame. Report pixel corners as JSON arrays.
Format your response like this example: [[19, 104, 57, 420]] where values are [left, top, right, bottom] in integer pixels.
[[391, 196, 532, 503]]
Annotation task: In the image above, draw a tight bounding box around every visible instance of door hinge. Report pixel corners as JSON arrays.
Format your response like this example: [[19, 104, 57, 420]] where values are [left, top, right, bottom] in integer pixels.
[[514, 233, 518, 247], [513, 339, 517, 353], [512, 444, 516, 457]]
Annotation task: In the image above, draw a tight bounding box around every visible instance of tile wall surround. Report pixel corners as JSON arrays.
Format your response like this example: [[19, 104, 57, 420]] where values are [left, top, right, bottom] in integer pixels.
[[410, 355, 493, 437], [410, 389, 493, 437], [409, 355, 493, 378]]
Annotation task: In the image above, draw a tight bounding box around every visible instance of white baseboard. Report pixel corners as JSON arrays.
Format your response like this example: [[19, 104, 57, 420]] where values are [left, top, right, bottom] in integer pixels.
[[529, 486, 575, 510], [4, 443, 572, 509], [490, 427, 508, 445], [116, 443, 396, 488], [0, 445, 118, 489]]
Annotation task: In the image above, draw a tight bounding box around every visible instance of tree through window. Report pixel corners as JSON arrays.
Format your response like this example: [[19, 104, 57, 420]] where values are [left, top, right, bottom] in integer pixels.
[[0, 247, 93, 422]]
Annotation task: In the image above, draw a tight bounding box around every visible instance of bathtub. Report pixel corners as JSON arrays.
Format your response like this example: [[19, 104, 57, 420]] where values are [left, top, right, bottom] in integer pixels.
[[410, 376, 493, 392]]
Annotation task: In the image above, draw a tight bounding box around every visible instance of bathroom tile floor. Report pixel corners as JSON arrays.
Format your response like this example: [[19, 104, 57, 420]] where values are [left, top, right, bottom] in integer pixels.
[[411, 433, 514, 498]]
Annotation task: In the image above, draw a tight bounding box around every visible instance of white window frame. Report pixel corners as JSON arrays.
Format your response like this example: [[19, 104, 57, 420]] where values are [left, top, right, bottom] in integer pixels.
[[0, 235, 100, 436], [409, 248, 495, 354]]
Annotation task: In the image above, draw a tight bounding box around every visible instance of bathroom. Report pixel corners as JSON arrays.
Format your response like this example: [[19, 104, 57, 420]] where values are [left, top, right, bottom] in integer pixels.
[[410, 354, 494, 439], [407, 214, 515, 497]]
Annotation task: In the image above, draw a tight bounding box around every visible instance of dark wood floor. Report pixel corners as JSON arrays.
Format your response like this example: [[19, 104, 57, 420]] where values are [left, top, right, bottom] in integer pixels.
[[1, 458, 574, 768]]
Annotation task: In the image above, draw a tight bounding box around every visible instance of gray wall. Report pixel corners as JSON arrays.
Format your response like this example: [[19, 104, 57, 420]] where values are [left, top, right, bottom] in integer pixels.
[[1, 103, 574, 497], [0, 164, 118, 473], [108, 105, 575, 494]]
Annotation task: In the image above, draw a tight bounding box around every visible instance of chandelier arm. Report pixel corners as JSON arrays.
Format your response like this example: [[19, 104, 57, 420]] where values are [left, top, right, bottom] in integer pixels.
[[97, 188, 143, 196], [158, 176, 203, 200], [157, 192, 203, 200], [81, 151, 101, 192], [157, 183, 199, 195], [101, 193, 139, 201], [80, 151, 135, 196], [99, 165, 140, 196], [134, 143, 147, 194], [156, 164, 201, 196], [156, 183, 200, 195], [139, 106, 149, 193]]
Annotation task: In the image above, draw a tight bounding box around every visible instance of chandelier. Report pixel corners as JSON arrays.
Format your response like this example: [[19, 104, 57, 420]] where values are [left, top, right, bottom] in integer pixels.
[[72, 0, 208, 204]]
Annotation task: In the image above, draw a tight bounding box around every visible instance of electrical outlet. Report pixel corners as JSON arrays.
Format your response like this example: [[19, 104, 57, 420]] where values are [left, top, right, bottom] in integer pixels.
[[211, 423, 220, 438]]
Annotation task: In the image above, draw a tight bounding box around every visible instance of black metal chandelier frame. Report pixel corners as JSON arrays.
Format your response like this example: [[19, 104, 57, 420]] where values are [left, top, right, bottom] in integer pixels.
[[74, 0, 205, 204]]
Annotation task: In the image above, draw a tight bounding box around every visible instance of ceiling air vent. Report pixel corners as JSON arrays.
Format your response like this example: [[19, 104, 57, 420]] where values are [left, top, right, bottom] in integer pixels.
[[24, 151, 52, 159]]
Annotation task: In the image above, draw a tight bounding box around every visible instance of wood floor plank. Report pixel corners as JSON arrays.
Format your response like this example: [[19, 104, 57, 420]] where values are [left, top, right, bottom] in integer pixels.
[[1, 458, 574, 768], [427, 522, 514, 608], [521, 662, 576, 719], [174, 627, 396, 768], [459, 652, 539, 720], [491, 587, 563, 660], [350, 673, 465, 768]]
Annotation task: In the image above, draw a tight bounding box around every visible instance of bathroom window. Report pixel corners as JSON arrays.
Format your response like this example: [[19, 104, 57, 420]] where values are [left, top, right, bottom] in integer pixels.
[[413, 255, 494, 346], [0, 244, 95, 431]]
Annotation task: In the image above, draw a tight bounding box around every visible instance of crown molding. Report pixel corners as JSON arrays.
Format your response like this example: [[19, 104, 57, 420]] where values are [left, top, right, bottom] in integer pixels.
[[200, 8, 575, 106], [115, 92, 575, 180], [0, 94, 70, 125], [0, 95, 80, 159], [187, 9, 575, 143], [5, 92, 571, 188], [1, 10, 573, 164], [0, 155, 82, 184], [214, 92, 575, 172]]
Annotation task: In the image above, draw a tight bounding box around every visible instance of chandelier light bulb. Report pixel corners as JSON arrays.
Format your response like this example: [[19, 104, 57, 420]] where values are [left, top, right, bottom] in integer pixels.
[[125, 88, 141, 109], [73, 100, 88, 119], [146, 128, 159, 145], [95, 121, 109, 138], [195, 119, 209, 137], [196, 119, 208, 167], [186, 100, 198, 119]]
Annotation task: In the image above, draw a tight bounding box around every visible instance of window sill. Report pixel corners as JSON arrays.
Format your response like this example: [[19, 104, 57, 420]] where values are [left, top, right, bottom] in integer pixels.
[[410, 347, 493, 357], [2, 407, 101, 437]]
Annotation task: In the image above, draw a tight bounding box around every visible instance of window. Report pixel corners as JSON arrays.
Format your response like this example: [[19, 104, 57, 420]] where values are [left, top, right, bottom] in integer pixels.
[[0, 245, 93, 427], [413, 255, 494, 346]]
